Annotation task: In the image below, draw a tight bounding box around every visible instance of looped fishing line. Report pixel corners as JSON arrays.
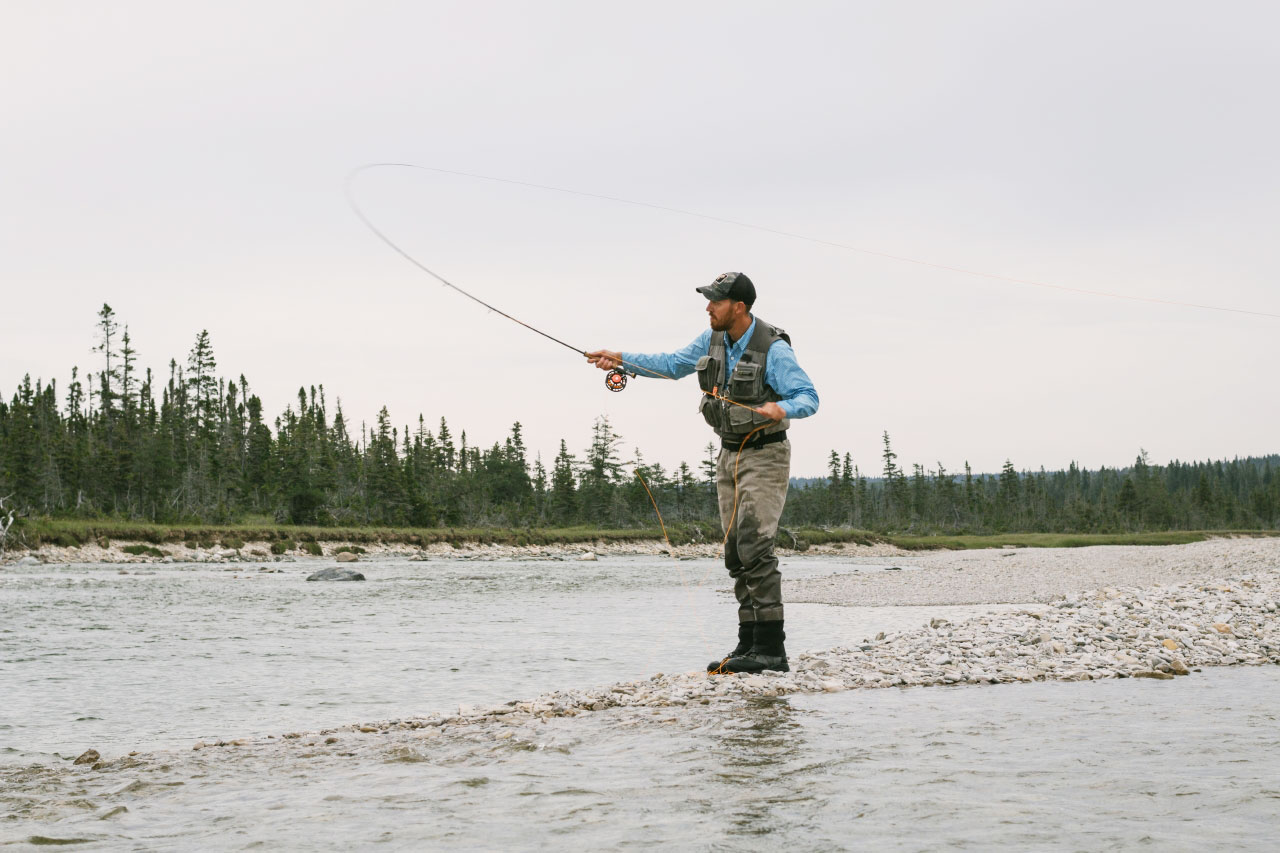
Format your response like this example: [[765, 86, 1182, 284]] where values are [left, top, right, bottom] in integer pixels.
[[347, 162, 1280, 321]]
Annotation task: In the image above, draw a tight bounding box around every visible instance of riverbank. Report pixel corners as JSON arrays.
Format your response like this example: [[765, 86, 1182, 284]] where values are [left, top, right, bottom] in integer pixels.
[[4, 518, 1274, 563]]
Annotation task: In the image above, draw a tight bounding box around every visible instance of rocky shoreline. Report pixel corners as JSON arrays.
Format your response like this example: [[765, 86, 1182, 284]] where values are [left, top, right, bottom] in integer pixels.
[[2, 537, 903, 565]]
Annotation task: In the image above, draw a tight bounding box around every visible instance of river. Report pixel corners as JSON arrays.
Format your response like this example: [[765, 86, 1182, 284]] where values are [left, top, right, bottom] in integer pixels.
[[2, 556, 1276, 849]]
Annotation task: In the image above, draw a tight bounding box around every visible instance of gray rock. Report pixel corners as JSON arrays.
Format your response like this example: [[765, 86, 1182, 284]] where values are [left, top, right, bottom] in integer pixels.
[[73, 748, 100, 765], [306, 567, 365, 582], [16, 555, 40, 566], [335, 552, 359, 563]]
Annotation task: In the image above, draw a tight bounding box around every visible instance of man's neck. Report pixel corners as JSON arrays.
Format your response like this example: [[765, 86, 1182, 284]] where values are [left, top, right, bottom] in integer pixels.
[[726, 313, 753, 343]]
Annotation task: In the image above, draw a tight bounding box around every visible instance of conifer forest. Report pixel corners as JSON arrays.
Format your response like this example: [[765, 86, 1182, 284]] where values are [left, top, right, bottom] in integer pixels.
[[2, 306, 1277, 534]]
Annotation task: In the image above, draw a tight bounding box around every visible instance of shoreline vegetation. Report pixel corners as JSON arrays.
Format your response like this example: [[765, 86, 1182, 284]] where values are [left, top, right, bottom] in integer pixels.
[[2, 306, 1278, 541], [4, 517, 1278, 557]]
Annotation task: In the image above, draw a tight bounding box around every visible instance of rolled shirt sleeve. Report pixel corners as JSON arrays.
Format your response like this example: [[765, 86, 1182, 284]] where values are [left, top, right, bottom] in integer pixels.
[[765, 340, 819, 419], [620, 329, 711, 381]]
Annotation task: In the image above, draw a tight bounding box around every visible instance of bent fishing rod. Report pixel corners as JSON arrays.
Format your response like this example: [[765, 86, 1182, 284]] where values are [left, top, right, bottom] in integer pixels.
[[343, 165, 768, 411]]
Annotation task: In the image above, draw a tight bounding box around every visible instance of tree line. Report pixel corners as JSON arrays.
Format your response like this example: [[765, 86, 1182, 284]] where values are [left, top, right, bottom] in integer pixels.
[[1, 306, 1277, 534]]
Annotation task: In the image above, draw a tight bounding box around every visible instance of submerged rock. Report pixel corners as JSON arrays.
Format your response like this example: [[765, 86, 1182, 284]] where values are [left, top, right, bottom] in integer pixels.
[[73, 749, 100, 765], [306, 568, 365, 582]]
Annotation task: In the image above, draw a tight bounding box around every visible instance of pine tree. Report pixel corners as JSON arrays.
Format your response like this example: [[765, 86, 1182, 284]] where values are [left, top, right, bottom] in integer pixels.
[[550, 439, 577, 524], [93, 304, 120, 418]]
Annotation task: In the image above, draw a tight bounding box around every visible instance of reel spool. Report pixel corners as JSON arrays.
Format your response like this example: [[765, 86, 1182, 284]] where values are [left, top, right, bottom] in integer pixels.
[[605, 367, 634, 392]]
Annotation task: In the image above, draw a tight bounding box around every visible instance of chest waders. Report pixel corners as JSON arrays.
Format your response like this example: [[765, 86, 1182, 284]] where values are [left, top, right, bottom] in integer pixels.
[[700, 318, 793, 675]]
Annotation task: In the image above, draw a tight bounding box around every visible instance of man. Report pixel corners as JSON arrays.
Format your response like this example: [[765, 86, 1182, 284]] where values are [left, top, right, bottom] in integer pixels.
[[587, 272, 819, 673]]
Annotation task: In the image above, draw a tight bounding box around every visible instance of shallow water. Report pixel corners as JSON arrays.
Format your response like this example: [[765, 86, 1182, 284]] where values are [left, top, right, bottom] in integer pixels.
[[4, 668, 1279, 850], [1, 555, 958, 760], [4, 557, 1278, 850]]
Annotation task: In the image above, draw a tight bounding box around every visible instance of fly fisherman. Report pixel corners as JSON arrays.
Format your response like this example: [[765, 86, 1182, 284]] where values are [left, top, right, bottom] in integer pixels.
[[587, 272, 819, 673]]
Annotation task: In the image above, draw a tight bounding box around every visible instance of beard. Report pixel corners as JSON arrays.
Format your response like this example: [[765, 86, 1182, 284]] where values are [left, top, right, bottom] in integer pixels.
[[708, 314, 731, 331]]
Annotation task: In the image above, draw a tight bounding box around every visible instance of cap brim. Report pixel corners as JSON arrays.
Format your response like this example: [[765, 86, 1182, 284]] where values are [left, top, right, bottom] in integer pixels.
[[695, 285, 721, 299]]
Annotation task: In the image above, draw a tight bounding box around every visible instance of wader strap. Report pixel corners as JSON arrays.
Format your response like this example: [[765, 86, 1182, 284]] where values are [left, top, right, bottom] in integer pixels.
[[721, 430, 788, 452]]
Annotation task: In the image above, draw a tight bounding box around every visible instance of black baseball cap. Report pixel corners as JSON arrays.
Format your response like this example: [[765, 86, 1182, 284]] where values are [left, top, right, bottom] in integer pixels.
[[695, 271, 756, 307]]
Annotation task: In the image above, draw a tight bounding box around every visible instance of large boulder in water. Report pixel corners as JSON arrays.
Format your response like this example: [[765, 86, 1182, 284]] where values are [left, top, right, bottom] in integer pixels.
[[306, 567, 365, 582]]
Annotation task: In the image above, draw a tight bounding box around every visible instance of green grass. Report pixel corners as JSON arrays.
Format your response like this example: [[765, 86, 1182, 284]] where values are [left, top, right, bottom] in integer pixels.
[[8, 517, 1278, 552], [120, 544, 166, 558], [8, 519, 679, 549], [334, 545, 366, 555]]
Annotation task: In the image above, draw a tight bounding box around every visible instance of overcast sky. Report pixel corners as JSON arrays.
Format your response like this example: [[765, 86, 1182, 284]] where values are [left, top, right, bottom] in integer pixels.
[[3, 1, 1277, 478]]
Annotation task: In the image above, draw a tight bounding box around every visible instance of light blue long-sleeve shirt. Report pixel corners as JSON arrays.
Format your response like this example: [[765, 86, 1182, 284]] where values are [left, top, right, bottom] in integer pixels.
[[620, 317, 819, 419]]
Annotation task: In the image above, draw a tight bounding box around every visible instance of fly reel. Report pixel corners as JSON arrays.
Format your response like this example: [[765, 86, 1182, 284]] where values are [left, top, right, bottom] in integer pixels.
[[605, 367, 635, 392]]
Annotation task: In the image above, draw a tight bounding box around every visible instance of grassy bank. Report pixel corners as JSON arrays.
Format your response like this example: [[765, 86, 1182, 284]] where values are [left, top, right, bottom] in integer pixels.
[[8, 518, 677, 550], [7, 518, 1278, 552]]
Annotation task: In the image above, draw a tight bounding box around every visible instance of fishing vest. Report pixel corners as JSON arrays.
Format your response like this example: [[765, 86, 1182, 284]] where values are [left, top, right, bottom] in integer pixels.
[[695, 318, 792, 442]]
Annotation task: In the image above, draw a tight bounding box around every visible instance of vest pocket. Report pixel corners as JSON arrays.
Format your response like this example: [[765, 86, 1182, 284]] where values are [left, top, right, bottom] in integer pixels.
[[729, 362, 763, 399], [698, 393, 723, 430], [696, 355, 720, 393], [727, 403, 767, 429], [727, 401, 781, 432]]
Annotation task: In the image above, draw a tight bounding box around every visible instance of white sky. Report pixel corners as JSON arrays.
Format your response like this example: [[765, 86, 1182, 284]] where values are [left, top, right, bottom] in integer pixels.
[[2, 1, 1277, 478]]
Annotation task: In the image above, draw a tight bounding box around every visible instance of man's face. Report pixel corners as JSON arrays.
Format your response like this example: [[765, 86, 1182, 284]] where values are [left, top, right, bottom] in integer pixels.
[[706, 298, 742, 331]]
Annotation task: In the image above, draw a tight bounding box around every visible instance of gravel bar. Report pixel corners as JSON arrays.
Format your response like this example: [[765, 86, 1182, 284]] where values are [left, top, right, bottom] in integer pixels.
[[153, 541, 1280, 763], [789, 537, 1280, 606]]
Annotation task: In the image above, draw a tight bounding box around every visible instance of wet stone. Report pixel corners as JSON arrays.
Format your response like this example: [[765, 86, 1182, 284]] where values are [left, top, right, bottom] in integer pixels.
[[306, 568, 365, 582]]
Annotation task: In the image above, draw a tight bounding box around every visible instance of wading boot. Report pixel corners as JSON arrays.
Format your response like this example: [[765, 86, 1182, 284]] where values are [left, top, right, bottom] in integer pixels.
[[708, 622, 754, 673], [721, 620, 789, 673]]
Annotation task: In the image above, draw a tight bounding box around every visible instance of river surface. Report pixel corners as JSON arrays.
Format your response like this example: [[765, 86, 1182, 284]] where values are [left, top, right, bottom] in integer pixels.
[[2, 556, 1278, 850]]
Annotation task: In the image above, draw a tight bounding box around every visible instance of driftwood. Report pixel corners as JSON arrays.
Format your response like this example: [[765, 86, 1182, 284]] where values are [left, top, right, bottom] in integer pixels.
[[0, 495, 16, 556]]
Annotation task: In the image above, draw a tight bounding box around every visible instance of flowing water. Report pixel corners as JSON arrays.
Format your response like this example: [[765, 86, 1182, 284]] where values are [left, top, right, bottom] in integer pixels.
[[2, 557, 1278, 850]]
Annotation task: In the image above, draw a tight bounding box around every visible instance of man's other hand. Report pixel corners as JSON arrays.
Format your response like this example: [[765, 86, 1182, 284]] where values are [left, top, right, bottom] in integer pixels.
[[754, 402, 786, 422], [586, 350, 622, 371]]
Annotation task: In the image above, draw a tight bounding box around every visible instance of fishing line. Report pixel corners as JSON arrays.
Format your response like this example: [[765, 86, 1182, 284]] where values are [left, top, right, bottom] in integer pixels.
[[344, 164, 767, 416], [346, 162, 1280, 321]]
